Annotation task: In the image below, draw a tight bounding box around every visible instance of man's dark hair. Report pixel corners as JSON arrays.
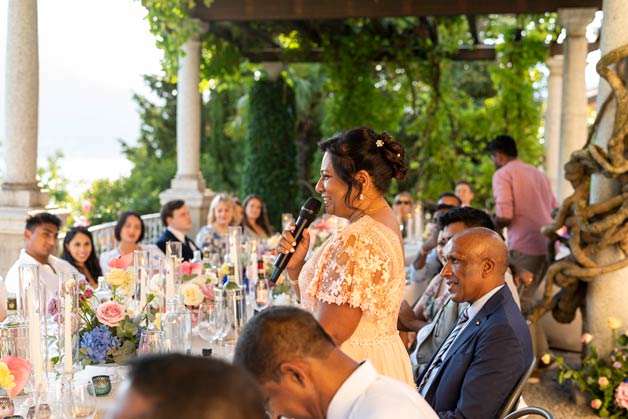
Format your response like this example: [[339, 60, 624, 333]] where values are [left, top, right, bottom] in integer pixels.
[[25, 212, 61, 232], [126, 354, 266, 419], [455, 180, 474, 192], [437, 192, 462, 209], [234, 306, 336, 383], [160, 200, 185, 227], [114, 211, 145, 242], [438, 206, 496, 232], [486, 134, 518, 158]]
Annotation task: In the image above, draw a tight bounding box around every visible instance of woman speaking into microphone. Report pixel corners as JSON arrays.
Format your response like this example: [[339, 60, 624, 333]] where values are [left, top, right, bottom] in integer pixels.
[[277, 126, 413, 386]]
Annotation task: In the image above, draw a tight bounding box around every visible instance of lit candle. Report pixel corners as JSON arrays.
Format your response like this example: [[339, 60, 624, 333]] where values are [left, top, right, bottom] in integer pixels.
[[414, 204, 423, 242], [64, 289, 72, 375], [139, 269, 147, 310], [27, 284, 43, 389], [165, 257, 175, 301]]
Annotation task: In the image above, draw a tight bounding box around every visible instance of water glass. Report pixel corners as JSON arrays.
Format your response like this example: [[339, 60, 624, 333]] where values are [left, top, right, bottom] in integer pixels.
[[197, 303, 227, 350], [282, 213, 295, 231], [165, 241, 182, 260], [63, 380, 97, 419], [138, 330, 164, 355], [252, 277, 270, 311]]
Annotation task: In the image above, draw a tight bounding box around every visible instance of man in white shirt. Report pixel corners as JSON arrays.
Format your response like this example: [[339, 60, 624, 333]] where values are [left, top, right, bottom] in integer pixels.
[[3, 213, 77, 321], [234, 306, 438, 419]]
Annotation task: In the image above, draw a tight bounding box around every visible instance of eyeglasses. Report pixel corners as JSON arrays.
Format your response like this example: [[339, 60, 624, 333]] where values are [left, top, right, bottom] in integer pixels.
[[394, 200, 412, 206]]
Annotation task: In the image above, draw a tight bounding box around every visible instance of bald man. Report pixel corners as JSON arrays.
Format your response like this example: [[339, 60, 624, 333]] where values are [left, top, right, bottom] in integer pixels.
[[416, 228, 533, 419]]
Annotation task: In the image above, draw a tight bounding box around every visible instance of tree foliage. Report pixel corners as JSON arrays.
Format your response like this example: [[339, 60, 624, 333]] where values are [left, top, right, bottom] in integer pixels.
[[242, 78, 298, 228], [78, 6, 562, 223]]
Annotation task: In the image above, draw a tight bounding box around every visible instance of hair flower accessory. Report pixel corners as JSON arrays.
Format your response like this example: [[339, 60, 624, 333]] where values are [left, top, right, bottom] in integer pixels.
[[376, 139, 384, 147]]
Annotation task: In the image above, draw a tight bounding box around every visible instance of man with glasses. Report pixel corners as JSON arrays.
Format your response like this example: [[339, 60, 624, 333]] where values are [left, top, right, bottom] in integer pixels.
[[392, 192, 414, 239], [235, 306, 438, 419]]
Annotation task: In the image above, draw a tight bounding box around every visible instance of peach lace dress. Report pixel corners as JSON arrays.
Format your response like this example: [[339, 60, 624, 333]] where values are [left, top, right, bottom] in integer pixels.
[[299, 215, 414, 386]]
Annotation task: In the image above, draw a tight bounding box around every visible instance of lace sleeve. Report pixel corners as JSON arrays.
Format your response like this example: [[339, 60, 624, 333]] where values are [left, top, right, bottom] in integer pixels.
[[307, 229, 397, 320]]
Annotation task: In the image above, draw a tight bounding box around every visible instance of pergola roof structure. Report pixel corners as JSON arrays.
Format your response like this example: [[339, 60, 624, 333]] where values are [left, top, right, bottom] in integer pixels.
[[190, 0, 602, 62]]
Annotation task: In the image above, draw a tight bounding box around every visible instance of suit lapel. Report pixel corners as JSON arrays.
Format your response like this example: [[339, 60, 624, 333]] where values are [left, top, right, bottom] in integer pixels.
[[439, 287, 507, 367]]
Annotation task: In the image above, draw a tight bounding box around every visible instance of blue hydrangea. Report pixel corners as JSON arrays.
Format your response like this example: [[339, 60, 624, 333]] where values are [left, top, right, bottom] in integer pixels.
[[79, 325, 121, 364]]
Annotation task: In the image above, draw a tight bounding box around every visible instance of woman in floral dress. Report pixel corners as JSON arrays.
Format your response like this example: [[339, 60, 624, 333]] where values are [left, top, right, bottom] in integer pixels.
[[277, 126, 414, 386]]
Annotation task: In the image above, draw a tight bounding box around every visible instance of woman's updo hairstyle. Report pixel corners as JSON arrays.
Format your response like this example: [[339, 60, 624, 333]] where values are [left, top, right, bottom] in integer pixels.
[[318, 126, 407, 207]]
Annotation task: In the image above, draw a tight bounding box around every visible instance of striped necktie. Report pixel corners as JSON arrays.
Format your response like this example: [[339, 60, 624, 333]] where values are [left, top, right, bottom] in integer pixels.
[[418, 307, 470, 394]]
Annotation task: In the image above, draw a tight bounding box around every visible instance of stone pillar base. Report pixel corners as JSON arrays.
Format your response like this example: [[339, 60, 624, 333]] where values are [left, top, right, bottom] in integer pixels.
[[0, 188, 50, 208], [0, 204, 70, 276], [159, 181, 214, 238]]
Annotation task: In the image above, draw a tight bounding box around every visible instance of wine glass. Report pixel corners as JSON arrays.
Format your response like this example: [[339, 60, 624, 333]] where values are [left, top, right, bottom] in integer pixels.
[[252, 276, 271, 311], [63, 379, 97, 419], [197, 303, 227, 351], [138, 330, 164, 355]]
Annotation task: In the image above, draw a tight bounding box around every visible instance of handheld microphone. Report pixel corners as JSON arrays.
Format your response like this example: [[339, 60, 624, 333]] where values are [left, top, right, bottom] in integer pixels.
[[270, 197, 322, 283]]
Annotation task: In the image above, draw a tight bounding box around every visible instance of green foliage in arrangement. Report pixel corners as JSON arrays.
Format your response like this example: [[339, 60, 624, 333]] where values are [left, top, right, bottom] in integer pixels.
[[241, 77, 298, 229]]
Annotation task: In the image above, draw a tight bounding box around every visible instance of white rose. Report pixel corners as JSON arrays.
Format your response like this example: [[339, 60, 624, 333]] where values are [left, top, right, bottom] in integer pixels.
[[182, 282, 205, 306]]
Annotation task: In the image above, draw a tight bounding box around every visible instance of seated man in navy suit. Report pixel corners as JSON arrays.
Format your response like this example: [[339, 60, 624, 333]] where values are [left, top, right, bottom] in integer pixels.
[[417, 227, 533, 419], [155, 200, 198, 261]]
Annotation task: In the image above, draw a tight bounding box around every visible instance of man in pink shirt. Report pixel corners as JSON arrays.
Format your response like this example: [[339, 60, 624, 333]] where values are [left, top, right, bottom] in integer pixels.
[[487, 135, 558, 362]]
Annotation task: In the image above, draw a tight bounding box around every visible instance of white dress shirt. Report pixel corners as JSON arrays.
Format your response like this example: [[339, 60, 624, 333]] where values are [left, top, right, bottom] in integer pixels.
[[4, 249, 78, 296], [327, 360, 438, 419]]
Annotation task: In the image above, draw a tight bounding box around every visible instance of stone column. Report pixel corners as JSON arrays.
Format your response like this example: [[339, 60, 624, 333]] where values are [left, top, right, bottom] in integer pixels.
[[0, 0, 52, 275], [544, 54, 564, 196], [160, 28, 212, 236], [556, 8, 596, 201], [587, 0, 628, 356]]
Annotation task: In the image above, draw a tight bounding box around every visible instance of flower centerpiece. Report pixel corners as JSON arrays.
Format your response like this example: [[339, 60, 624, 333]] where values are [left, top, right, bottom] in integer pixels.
[[308, 215, 347, 252], [180, 261, 216, 307], [554, 317, 628, 418], [75, 270, 154, 365]]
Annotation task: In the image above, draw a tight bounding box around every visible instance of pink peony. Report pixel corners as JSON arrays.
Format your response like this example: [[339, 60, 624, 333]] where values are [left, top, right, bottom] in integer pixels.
[[181, 261, 202, 276], [591, 399, 602, 409], [616, 381, 628, 409], [614, 361, 623, 369], [95, 301, 126, 327], [599, 377, 609, 388], [2, 356, 31, 399]]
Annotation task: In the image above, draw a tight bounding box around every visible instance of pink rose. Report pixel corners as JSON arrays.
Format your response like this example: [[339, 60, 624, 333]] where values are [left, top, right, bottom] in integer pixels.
[[614, 361, 623, 369], [598, 377, 609, 388], [95, 301, 126, 327], [200, 284, 215, 301], [590, 399, 602, 410], [581, 333, 594, 344], [84, 288, 93, 299], [616, 381, 628, 409]]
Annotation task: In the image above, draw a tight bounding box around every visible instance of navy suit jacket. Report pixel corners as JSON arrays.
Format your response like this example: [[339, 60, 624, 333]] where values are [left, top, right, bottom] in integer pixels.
[[155, 229, 198, 262], [418, 285, 533, 419]]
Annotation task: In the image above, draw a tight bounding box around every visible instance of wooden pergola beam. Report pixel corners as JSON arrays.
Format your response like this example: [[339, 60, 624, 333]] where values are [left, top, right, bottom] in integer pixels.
[[191, 0, 601, 22]]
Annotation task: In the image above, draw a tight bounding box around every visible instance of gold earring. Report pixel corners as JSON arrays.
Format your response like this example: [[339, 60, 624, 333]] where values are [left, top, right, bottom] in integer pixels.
[[359, 193, 364, 201]]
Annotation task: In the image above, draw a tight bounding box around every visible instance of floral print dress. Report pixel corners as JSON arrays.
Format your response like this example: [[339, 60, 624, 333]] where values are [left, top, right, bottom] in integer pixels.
[[299, 215, 414, 386]]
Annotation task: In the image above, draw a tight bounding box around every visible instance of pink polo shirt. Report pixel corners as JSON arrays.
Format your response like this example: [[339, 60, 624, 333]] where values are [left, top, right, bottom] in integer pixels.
[[492, 159, 558, 255]]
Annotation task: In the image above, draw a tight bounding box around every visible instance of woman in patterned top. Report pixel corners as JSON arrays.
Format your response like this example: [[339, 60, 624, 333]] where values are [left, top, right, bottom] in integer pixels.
[[277, 126, 414, 386]]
